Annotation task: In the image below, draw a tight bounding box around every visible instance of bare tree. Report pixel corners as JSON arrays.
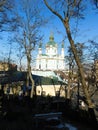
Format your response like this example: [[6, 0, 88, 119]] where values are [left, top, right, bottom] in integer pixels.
[[0, 0, 18, 31], [43, 0, 94, 108], [93, 0, 98, 8], [14, 0, 43, 98]]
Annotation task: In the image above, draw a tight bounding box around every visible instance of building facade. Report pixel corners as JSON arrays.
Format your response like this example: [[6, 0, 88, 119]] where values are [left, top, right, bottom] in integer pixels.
[[0, 62, 17, 71], [36, 34, 65, 71]]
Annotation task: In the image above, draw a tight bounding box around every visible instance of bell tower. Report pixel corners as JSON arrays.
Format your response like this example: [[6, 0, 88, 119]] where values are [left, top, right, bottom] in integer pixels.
[[61, 41, 64, 58], [38, 42, 42, 55]]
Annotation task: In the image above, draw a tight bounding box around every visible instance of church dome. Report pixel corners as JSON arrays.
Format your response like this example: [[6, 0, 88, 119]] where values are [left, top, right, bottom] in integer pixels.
[[46, 33, 57, 47]]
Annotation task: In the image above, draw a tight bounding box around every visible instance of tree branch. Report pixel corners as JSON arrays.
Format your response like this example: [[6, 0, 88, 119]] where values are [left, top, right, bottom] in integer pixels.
[[43, 0, 64, 22]]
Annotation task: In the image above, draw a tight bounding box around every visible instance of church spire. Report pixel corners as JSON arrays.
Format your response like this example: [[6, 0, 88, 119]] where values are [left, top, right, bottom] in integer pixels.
[[39, 41, 42, 48], [62, 41, 64, 48], [38, 41, 42, 55], [49, 32, 54, 41]]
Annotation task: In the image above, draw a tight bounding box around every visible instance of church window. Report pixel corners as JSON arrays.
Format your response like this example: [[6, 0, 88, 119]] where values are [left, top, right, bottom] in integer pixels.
[[38, 90, 40, 94], [56, 91, 60, 97], [39, 64, 41, 69], [41, 91, 46, 96], [46, 63, 47, 69]]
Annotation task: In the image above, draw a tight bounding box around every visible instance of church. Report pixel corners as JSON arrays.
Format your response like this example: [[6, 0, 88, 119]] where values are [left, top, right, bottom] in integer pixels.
[[36, 33, 65, 71]]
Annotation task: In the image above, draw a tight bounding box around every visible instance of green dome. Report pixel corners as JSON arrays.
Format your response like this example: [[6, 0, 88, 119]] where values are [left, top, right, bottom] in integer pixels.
[[46, 33, 57, 47]]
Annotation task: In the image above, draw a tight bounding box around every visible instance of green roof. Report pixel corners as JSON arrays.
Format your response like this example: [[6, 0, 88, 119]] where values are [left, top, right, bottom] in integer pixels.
[[42, 54, 48, 56]]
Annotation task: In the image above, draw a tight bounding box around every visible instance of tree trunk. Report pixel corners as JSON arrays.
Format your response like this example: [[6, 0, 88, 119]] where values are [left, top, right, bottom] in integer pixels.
[[26, 70, 29, 87], [29, 69, 34, 98], [67, 71, 71, 99], [27, 56, 34, 98], [63, 18, 94, 108]]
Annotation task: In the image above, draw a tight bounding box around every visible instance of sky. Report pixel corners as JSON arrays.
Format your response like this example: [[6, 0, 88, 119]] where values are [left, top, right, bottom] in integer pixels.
[[0, 0, 98, 68]]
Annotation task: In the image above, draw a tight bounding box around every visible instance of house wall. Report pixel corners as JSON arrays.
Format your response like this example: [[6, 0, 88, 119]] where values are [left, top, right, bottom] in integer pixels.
[[3, 83, 66, 98], [36, 85, 66, 97], [0, 62, 17, 71]]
